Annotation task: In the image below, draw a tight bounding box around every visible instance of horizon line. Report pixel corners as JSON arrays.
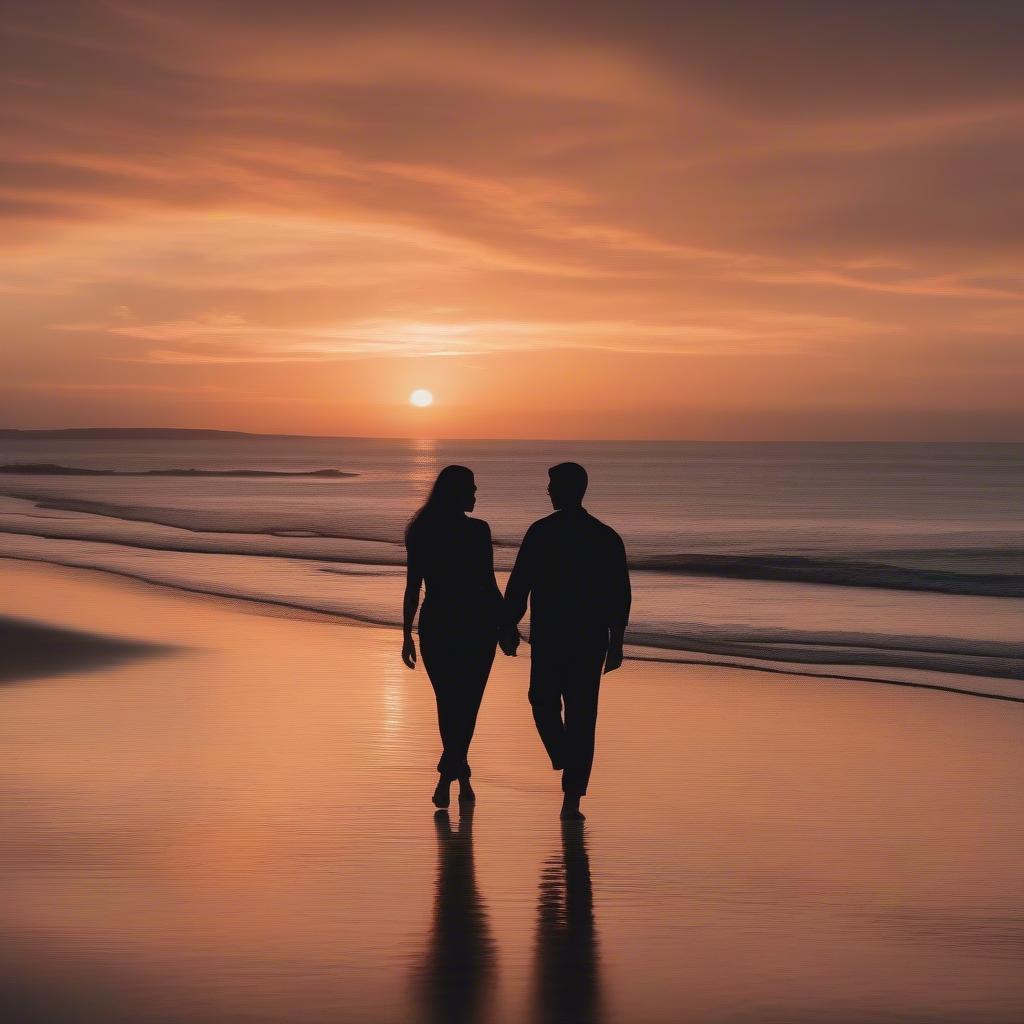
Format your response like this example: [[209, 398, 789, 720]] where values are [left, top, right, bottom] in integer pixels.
[[2, 427, 1023, 445]]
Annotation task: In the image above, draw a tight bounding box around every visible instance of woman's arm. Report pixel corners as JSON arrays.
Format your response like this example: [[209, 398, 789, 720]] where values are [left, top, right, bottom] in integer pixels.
[[402, 549, 423, 669]]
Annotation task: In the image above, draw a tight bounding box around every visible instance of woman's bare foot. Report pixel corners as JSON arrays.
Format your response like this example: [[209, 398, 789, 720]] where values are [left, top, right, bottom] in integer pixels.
[[432, 779, 451, 808], [457, 777, 476, 803], [560, 795, 585, 820]]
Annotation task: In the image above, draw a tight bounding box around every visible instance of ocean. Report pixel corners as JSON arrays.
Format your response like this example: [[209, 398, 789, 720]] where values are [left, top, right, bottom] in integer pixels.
[[1, 435, 1022, 699]]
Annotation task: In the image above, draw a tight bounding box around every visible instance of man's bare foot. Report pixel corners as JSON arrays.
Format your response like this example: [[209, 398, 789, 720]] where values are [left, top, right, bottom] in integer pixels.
[[560, 796, 585, 820], [432, 779, 451, 808], [457, 778, 476, 803]]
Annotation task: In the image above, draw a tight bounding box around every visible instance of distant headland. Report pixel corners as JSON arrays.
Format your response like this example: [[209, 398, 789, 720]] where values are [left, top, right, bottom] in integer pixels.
[[0, 428, 308, 440], [0, 464, 357, 478]]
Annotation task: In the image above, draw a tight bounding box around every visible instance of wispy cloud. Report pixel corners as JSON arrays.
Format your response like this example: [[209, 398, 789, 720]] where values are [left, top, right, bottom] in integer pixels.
[[52, 306, 890, 365], [1, 1, 1022, 437]]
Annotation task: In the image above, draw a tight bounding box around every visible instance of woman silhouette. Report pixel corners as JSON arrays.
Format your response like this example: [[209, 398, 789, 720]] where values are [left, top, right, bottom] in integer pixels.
[[403, 465, 503, 808]]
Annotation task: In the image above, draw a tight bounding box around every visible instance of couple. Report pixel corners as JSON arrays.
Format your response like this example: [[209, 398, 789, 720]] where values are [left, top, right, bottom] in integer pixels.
[[402, 461, 631, 821]]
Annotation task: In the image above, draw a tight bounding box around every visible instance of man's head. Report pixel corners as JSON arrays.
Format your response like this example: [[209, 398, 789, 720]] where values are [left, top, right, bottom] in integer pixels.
[[547, 462, 588, 510]]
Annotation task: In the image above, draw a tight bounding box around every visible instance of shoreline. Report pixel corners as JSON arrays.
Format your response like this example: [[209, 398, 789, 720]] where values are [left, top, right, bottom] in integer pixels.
[[2, 552, 1021, 706]]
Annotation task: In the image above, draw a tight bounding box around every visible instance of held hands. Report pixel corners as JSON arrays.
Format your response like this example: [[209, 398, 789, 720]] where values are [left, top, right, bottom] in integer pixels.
[[402, 632, 417, 670], [498, 624, 521, 657], [604, 642, 624, 674]]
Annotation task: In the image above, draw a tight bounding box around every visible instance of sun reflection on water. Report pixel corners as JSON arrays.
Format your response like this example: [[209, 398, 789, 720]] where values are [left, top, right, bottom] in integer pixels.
[[410, 437, 440, 492]]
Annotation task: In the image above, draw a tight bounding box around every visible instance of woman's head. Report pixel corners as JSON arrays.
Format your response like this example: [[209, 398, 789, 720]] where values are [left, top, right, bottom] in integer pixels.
[[406, 465, 476, 543]]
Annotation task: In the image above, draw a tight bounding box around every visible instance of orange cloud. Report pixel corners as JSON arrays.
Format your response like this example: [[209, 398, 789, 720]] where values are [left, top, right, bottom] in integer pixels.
[[0, 1, 1022, 437]]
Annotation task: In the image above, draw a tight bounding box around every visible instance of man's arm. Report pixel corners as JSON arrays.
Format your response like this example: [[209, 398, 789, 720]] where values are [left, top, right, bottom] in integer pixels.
[[604, 533, 631, 673], [500, 524, 537, 655]]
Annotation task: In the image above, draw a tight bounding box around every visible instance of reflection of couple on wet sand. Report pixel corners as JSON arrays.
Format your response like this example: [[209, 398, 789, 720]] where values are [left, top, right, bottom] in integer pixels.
[[403, 462, 631, 821], [418, 809, 601, 1024]]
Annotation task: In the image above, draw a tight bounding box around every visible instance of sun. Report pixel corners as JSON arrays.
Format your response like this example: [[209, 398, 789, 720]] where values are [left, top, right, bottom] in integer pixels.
[[409, 388, 433, 407]]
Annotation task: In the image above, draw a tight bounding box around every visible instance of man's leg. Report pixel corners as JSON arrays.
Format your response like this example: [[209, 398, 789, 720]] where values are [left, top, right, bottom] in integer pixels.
[[529, 653, 567, 771], [560, 647, 606, 800]]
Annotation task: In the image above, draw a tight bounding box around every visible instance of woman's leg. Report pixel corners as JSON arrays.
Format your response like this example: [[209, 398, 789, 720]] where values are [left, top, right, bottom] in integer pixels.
[[422, 635, 496, 789], [453, 642, 496, 786], [421, 633, 464, 782]]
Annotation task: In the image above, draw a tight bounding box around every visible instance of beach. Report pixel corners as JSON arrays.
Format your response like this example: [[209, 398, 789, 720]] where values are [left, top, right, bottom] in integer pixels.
[[2, 557, 1022, 1023]]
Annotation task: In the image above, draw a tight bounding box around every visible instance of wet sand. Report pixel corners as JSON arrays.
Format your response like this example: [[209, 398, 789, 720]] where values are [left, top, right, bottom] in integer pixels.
[[1, 558, 1022, 1023]]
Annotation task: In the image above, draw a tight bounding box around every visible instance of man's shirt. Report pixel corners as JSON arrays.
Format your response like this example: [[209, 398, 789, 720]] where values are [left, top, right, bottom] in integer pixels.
[[504, 507, 631, 653]]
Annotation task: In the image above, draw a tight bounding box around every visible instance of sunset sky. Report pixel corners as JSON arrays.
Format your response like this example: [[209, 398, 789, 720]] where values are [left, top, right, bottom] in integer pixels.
[[2, 1, 1022, 439]]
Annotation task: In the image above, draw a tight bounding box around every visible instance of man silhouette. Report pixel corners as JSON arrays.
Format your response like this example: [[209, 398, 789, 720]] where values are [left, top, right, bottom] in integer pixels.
[[502, 463, 631, 820]]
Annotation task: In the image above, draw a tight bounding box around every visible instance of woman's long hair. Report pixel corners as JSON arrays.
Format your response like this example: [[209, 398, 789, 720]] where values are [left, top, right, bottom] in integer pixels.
[[406, 465, 474, 548]]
